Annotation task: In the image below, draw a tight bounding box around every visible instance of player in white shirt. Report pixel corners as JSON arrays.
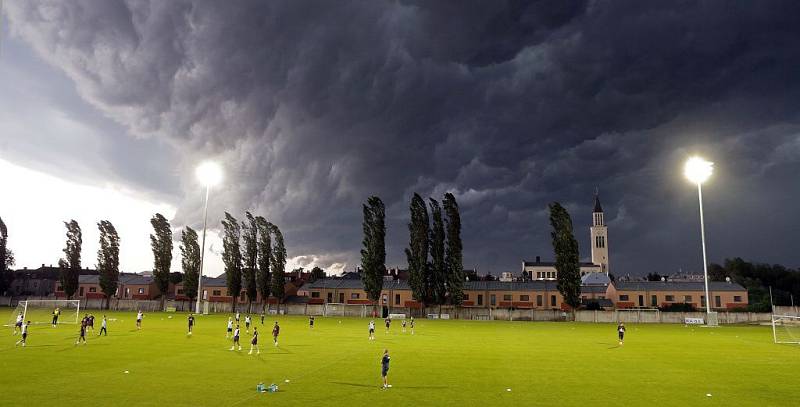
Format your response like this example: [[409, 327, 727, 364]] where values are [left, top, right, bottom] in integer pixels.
[[230, 325, 242, 351], [245, 315, 251, 332], [13, 313, 23, 335], [136, 311, 144, 330], [99, 315, 108, 336], [226, 317, 233, 338], [368, 320, 376, 341], [15, 321, 30, 347]]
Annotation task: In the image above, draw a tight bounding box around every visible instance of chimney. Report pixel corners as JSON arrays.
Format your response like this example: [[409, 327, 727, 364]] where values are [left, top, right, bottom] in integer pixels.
[[536, 256, 541, 263], [42, 264, 45, 268]]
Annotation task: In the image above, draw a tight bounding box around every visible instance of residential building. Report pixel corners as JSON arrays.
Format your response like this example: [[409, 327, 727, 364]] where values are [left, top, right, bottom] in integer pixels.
[[613, 281, 748, 310]]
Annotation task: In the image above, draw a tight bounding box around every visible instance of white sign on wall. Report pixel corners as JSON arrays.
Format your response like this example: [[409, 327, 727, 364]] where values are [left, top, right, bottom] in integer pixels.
[[684, 317, 705, 325]]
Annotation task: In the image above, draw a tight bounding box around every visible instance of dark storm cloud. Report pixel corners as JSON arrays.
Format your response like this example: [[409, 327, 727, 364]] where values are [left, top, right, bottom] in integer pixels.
[[5, 0, 800, 274]]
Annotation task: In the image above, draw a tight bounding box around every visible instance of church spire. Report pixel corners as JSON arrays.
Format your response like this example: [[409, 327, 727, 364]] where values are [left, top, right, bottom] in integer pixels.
[[593, 190, 603, 213]]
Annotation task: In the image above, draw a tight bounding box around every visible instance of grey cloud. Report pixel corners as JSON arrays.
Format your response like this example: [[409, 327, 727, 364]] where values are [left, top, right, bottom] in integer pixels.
[[4, 0, 800, 274]]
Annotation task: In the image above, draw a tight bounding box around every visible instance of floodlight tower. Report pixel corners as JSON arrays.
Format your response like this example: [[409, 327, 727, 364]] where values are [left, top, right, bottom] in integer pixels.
[[684, 156, 714, 320], [195, 161, 223, 314]]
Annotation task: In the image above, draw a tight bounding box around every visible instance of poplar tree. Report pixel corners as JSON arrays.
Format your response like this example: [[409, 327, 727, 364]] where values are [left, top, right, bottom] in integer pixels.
[[180, 226, 201, 306], [405, 193, 430, 303], [550, 202, 581, 314], [150, 213, 173, 308], [255, 216, 272, 308], [221, 212, 243, 312], [270, 224, 287, 302], [361, 196, 386, 311], [0, 217, 14, 295], [241, 212, 259, 311], [429, 198, 447, 305], [443, 193, 464, 305], [58, 220, 82, 299], [97, 220, 120, 309]]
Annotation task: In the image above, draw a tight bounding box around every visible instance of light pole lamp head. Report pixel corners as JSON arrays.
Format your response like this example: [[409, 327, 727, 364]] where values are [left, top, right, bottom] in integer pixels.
[[684, 156, 713, 185], [196, 161, 223, 187]]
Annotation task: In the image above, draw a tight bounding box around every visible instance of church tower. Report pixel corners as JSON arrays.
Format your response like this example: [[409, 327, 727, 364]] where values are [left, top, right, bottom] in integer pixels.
[[590, 193, 610, 274]]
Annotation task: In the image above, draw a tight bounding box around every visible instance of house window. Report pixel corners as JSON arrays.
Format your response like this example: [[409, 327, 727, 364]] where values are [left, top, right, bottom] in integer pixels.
[[351, 293, 360, 299], [684, 295, 692, 303], [463, 294, 469, 301], [520, 295, 530, 302], [89, 287, 97, 293], [79, 287, 84, 296], [619, 295, 629, 301], [138, 288, 145, 294], [714, 296, 721, 307], [734, 296, 742, 303], [213, 290, 222, 296], [477, 294, 483, 306], [651, 295, 657, 307], [311, 291, 320, 298], [537, 295, 543, 306], [490, 295, 496, 306], [503, 294, 512, 301], [327, 292, 333, 302], [550, 295, 556, 307], [395, 294, 400, 305], [701, 296, 706, 306], [56, 285, 63, 291], [665, 295, 674, 302]]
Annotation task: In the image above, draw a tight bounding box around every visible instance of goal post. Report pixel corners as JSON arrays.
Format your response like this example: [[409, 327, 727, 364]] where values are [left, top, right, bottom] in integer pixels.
[[323, 303, 346, 317], [771, 314, 800, 344], [6, 299, 81, 328]]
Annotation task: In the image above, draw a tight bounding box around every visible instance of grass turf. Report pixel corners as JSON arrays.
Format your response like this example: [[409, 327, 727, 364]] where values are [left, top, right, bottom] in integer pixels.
[[0, 310, 797, 406]]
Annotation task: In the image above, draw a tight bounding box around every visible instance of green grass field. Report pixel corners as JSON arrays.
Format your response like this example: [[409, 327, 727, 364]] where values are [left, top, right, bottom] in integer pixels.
[[1, 309, 797, 406]]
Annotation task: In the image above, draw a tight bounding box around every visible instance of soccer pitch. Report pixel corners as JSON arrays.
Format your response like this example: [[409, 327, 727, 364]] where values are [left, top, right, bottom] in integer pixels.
[[1, 311, 797, 406]]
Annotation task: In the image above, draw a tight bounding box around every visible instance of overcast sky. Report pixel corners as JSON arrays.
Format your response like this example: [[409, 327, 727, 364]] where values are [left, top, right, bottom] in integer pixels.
[[1, 1, 799, 278]]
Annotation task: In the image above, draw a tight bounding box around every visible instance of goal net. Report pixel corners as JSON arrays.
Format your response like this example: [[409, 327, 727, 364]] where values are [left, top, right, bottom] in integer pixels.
[[324, 303, 346, 317], [772, 315, 800, 344], [6, 300, 81, 328]]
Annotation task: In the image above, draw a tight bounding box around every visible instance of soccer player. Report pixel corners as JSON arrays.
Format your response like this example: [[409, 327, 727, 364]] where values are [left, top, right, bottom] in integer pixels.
[[87, 314, 95, 332], [368, 320, 375, 341], [245, 315, 251, 332], [76, 319, 87, 345], [309, 315, 315, 329], [136, 310, 144, 330], [15, 321, 30, 347], [381, 349, 391, 389], [187, 314, 195, 335], [248, 327, 260, 355], [410, 316, 415, 335], [13, 312, 23, 335], [384, 317, 391, 334], [260, 312, 265, 325], [230, 325, 242, 351], [401, 319, 407, 333], [272, 321, 280, 346], [226, 317, 233, 338], [617, 322, 626, 345], [52, 307, 60, 327], [99, 315, 108, 336], [235, 312, 240, 324]]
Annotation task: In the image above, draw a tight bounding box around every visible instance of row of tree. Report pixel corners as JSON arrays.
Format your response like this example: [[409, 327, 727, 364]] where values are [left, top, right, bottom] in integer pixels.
[[0, 217, 15, 294], [220, 212, 287, 313], [360, 193, 465, 308]]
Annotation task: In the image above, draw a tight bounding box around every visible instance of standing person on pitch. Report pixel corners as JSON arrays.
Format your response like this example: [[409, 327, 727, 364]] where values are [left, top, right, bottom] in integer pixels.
[[368, 320, 375, 341], [248, 327, 260, 355], [87, 314, 95, 332], [309, 315, 315, 329], [187, 314, 195, 336], [380, 349, 391, 389], [51, 307, 60, 327], [226, 317, 233, 338], [15, 321, 30, 347], [617, 322, 626, 345], [401, 319, 407, 333], [410, 317, 415, 335], [245, 315, 252, 333], [98, 315, 108, 336], [260, 311, 265, 325], [76, 318, 87, 345], [230, 325, 242, 351], [272, 321, 280, 347], [136, 310, 144, 330], [384, 317, 391, 334], [13, 312, 23, 335], [235, 312, 240, 325]]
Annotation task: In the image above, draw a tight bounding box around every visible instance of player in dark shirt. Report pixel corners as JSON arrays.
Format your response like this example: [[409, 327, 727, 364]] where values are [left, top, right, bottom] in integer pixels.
[[617, 322, 626, 345], [384, 318, 391, 334], [76, 321, 87, 345], [309, 316, 315, 329], [187, 314, 195, 335], [381, 349, 391, 389], [410, 317, 415, 335], [249, 327, 260, 355], [272, 322, 280, 346]]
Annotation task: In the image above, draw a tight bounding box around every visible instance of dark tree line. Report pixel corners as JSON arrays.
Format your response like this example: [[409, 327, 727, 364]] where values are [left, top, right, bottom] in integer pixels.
[[361, 196, 386, 309], [709, 258, 800, 312], [549, 202, 581, 312], [0, 217, 14, 295], [405, 192, 464, 306]]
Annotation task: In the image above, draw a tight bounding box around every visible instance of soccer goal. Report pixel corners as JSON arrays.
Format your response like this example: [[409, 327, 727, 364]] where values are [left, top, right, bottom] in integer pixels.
[[6, 300, 81, 328], [771, 315, 800, 344], [324, 303, 346, 317]]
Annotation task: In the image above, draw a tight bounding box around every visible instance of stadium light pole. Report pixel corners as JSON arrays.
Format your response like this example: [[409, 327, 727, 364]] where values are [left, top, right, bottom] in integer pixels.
[[684, 156, 714, 318], [195, 161, 223, 314]]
